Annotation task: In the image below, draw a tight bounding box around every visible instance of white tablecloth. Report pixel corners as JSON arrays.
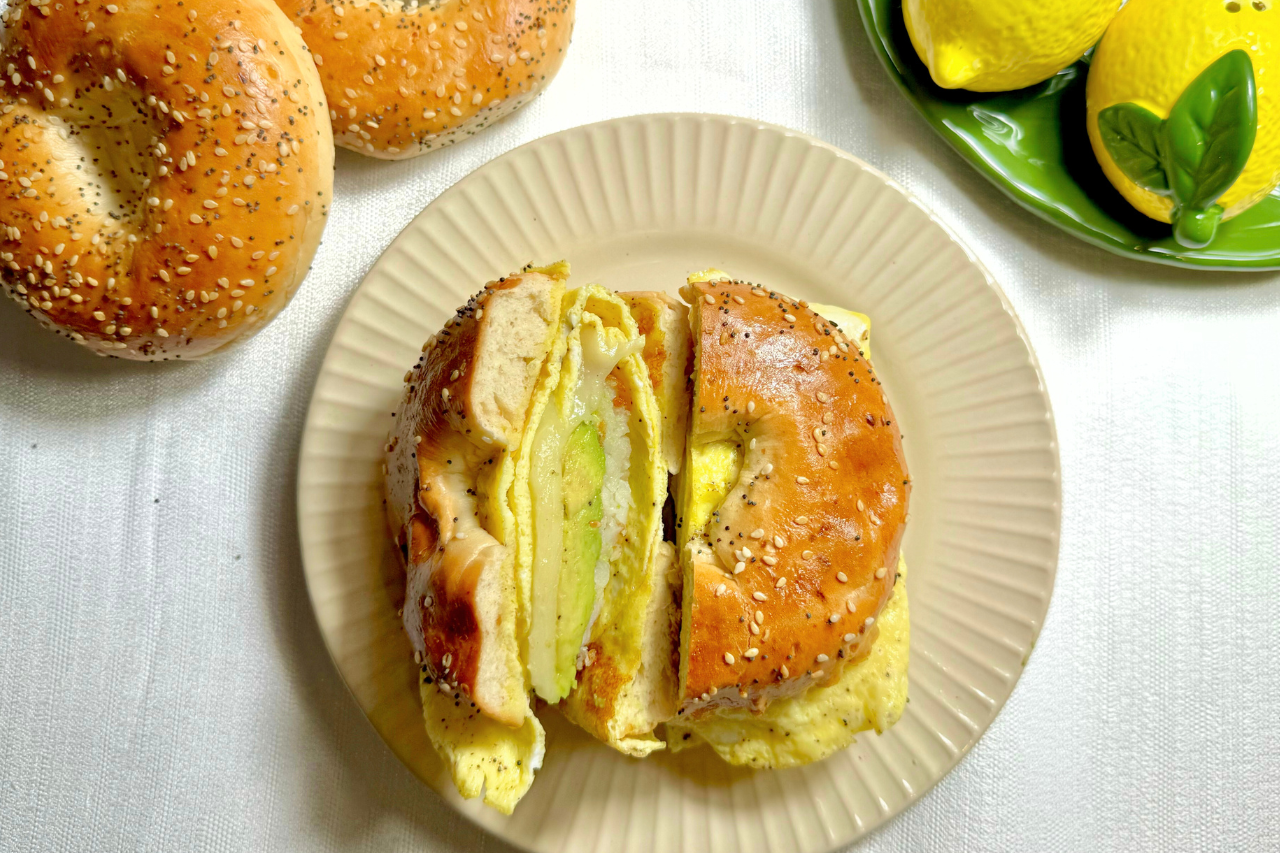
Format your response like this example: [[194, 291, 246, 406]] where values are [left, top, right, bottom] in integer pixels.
[[3, 2, 1278, 851]]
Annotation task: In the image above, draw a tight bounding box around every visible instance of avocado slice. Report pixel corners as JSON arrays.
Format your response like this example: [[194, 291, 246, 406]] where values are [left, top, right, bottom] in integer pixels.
[[552, 420, 606, 696]]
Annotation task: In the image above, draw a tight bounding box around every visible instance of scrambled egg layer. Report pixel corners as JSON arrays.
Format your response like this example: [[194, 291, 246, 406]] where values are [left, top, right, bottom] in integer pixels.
[[668, 287, 909, 767]]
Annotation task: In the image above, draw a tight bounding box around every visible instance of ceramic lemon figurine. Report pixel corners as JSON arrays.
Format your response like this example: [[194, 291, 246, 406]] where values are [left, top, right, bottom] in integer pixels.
[[1088, 0, 1280, 248], [903, 0, 1120, 92]]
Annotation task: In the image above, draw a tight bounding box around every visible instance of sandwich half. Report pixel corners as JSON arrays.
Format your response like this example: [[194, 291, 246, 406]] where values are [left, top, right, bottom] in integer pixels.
[[385, 265, 684, 811], [666, 271, 911, 767], [385, 266, 566, 813]]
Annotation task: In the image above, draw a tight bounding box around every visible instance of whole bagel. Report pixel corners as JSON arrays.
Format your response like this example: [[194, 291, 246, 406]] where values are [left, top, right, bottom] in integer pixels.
[[0, 0, 334, 360], [276, 0, 574, 159]]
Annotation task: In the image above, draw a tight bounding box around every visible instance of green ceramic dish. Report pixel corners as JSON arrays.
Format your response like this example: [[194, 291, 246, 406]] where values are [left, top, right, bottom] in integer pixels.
[[858, 0, 1280, 270]]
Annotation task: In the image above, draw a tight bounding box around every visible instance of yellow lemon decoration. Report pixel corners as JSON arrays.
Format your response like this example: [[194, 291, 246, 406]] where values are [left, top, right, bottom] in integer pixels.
[[903, 0, 1120, 92], [1087, 0, 1280, 246]]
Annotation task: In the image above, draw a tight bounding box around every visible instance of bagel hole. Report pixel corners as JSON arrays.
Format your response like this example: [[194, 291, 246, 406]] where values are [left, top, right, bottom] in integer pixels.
[[50, 82, 167, 235]]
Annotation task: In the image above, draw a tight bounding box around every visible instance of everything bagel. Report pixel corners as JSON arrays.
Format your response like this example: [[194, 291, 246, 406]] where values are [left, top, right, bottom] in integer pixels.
[[0, 0, 334, 360], [276, 0, 574, 158]]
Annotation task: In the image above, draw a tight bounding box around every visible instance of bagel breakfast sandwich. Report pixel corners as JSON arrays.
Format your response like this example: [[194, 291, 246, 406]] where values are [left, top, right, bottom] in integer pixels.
[[384, 264, 910, 812]]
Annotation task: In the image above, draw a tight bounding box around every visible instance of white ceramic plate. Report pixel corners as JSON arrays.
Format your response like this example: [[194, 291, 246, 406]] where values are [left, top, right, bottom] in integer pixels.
[[297, 113, 1060, 852]]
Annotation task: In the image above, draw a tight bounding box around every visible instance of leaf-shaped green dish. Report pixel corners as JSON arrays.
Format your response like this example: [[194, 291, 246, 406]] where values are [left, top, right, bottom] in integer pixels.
[[858, 0, 1280, 269]]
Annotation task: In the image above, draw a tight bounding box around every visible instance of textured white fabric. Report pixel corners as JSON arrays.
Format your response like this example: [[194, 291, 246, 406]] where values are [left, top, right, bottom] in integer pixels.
[[2, 2, 1279, 851]]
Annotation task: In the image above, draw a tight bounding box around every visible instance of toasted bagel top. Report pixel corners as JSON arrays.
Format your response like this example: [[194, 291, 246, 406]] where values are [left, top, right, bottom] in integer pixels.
[[678, 278, 909, 716]]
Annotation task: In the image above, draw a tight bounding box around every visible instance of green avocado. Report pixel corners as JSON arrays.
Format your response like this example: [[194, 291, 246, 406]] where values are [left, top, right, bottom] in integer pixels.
[[553, 420, 606, 695]]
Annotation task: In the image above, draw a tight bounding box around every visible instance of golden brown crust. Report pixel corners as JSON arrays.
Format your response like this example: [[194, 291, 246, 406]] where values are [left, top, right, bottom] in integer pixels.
[[276, 0, 574, 159], [385, 270, 562, 725], [678, 280, 909, 716], [0, 0, 333, 360], [389, 292, 491, 704]]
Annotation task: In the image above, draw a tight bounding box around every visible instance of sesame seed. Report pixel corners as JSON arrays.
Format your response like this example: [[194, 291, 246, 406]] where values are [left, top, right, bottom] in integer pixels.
[[749, 438, 757, 450], [802, 550, 814, 559], [740, 547, 752, 559], [752, 591, 767, 602], [774, 577, 786, 589], [762, 555, 778, 566], [733, 295, 745, 304], [836, 572, 848, 583], [773, 535, 785, 548], [795, 517, 809, 526], [857, 499, 865, 512], [743, 648, 759, 659], [750, 622, 760, 636], [441, 388, 450, 402], [865, 616, 875, 627], [813, 427, 824, 441], [749, 529, 764, 539], [754, 610, 764, 624], [817, 445, 827, 456], [762, 463, 773, 475], [817, 392, 830, 403], [796, 476, 809, 485], [190, 214, 203, 224], [844, 633, 856, 643], [734, 561, 746, 574], [813, 670, 825, 679], [704, 293, 715, 305], [715, 583, 727, 597], [780, 664, 790, 677], [724, 653, 735, 665], [875, 567, 887, 579], [828, 613, 840, 623], [816, 654, 829, 663], [848, 599, 858, 613], [829, 461, 839, 470], [784, 313, 796, 322]]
